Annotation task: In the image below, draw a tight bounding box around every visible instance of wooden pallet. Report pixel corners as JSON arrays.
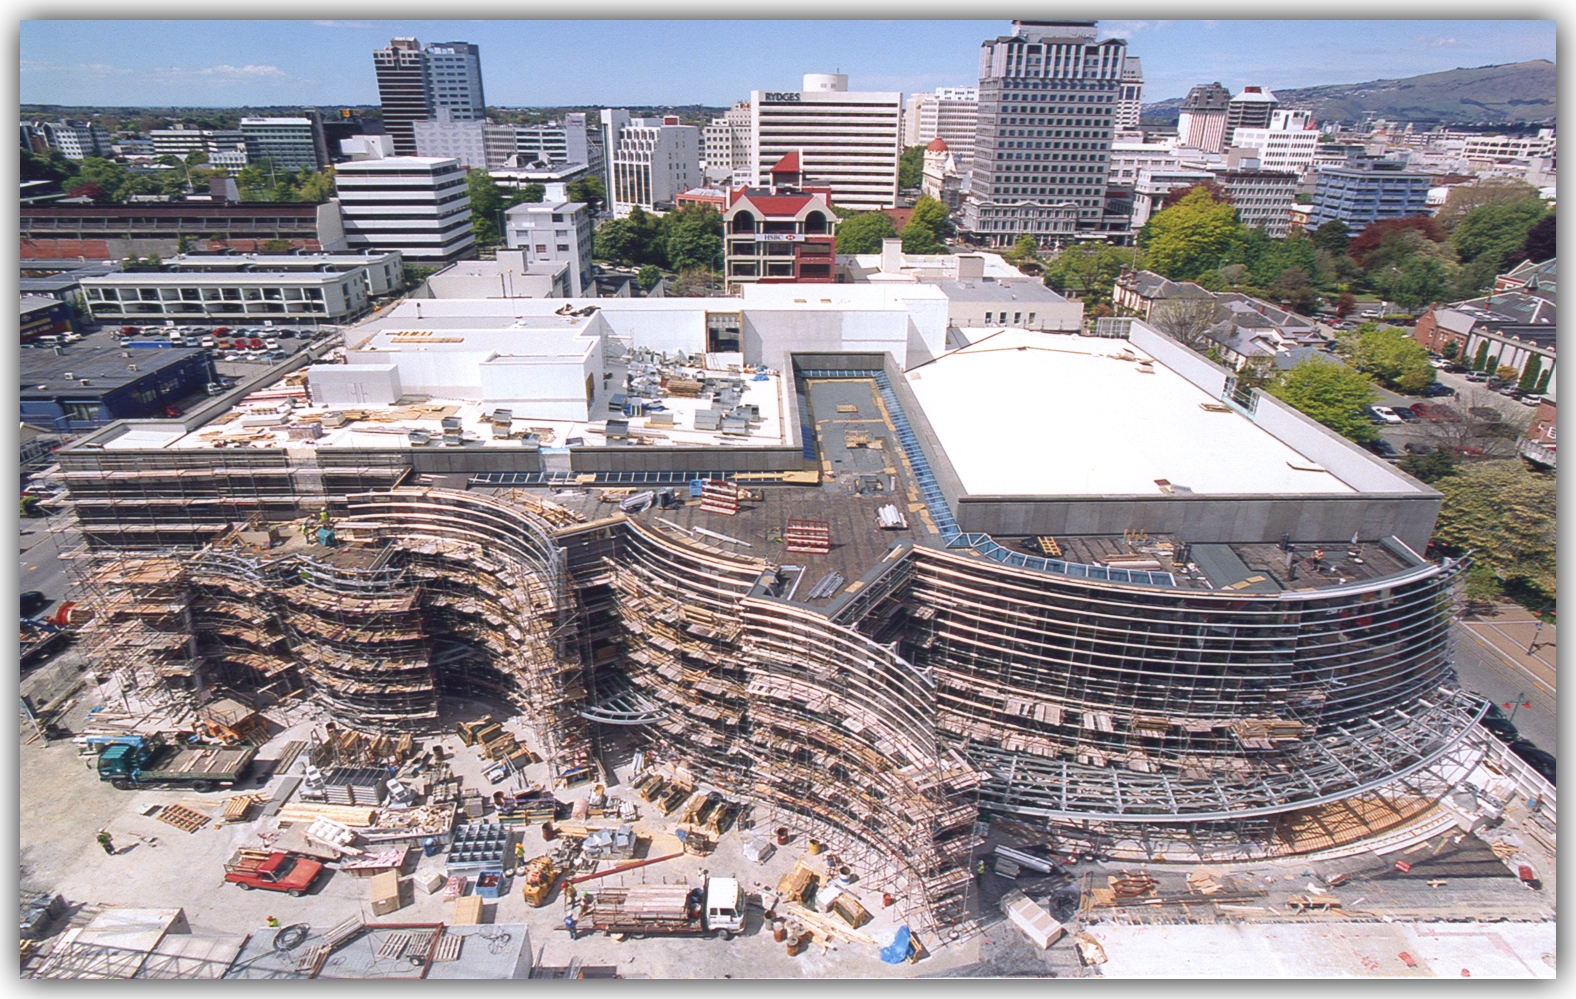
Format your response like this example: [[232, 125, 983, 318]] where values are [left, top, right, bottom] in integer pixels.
[[377, 933, 412, 959], [295, 945, 329, 976], [156, 803, 213, 833], [432, 934, 463, 963]]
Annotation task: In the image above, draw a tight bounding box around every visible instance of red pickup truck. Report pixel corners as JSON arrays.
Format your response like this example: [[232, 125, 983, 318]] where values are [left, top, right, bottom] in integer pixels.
[[224, 850, 323, 896]]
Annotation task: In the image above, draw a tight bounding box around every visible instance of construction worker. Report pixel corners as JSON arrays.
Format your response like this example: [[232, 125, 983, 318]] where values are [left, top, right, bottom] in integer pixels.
[[515, 842, 526, 865], [266, 916, 280, 928], [563, 912, 578, 940], [96, 831, 114, 854]]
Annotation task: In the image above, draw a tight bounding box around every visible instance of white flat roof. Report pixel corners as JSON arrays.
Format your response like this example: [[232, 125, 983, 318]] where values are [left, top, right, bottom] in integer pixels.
[[904, 329, 1355, 497]]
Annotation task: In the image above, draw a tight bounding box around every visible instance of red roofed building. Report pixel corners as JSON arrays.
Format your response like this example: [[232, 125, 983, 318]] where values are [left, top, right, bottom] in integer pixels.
[[722, 152, 838, 289]]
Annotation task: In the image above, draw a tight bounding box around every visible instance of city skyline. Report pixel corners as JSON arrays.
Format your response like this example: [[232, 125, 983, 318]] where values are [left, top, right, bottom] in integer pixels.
[[21, 19, 1557, 109]]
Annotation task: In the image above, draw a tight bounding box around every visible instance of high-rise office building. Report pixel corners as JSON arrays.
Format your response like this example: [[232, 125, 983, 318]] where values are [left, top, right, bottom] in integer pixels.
[[960, 20, 1127, 248], [1176, 82, 1232, 153], [1225, 86, 1278, 149], [1231, 109, 1320, 174], [750, 74, 902, 212], [373, 38, 486, 156], [903, 87, 979, 174], [1115, 56, 1144, 130], [39, 120, 111, 161], [702, 102, 753, 186]]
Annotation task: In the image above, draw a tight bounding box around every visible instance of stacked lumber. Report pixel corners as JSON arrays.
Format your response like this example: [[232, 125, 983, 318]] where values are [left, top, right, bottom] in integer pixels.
[[156, 803, 214, 833], [277, 803, 378, 827], [781, 902, 877, 947], [221, 794, 265, 822]]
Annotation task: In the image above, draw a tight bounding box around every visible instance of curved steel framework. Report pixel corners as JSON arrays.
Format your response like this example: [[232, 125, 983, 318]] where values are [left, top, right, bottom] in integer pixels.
[[71, 485, 1474, 926]]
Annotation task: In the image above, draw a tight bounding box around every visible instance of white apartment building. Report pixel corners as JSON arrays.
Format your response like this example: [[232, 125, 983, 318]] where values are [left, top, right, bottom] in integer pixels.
[[151, 128, 247, 162], [513, 113, 603, 175], [1462, 129, 1557, 164], [81, 270, 371, 324], [505, 187, 595, 297], [334, 155, 476, 263], [413, 107, 518, 170], [1108, 137, 1182, 185], [1131, 167, 1214, 228], [902, 86, 979, 173], [600, 110, 700, 217], [1115, 56, 1144, 131], [163, 251, 407, 297], [1224, 86, 1277, 148], [751, 74, 902, 211], [702, 102, 753, 186], [40, 121, 111, 161], [1230, 109, 1320, 175]]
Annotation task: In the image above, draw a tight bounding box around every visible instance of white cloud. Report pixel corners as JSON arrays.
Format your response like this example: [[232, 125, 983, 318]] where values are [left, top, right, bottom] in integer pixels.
[[312, 20, 377, 29], [1415, 35, 1461, 48], [21, 60, 133, 77], [22, 58, 288, 86], [1104, 20, 1166, 40]]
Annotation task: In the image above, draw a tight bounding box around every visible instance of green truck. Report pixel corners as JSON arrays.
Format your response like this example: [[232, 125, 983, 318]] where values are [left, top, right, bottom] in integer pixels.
[[94, 734, 256, 792]]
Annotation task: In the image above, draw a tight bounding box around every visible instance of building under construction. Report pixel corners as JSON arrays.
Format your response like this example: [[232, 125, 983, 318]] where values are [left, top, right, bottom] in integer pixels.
[[51, 305, 1483, 933]]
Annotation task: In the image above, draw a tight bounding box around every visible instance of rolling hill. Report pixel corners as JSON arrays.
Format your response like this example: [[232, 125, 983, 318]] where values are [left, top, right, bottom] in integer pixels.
[[1141, 60, 1555, 126]]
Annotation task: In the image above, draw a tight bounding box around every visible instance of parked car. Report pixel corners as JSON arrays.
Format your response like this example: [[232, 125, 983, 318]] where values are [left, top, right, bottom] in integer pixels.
[[61, 332, 83, 343], [1509, 740, 1556, 785], [276, 329, 297, 339], [264, 338, 280, 350], [1368, 406, 1403, 425], [1520, 394, 1543, 407], [1421, 383, 1457, 398], [1393, 406, 1419, 422], [119, 326, 141, 337], [200, 337, 216, 348], [1403, 442, 1434, 455], [1465, 371, 1489, 382], [21, 591, 49, 617], [1497, 385, 1524, 399], [248, 338, 265, 349], [1363, 438, 1400, 459], [1410, 403, 1462, 422], [1478, 703, 1520, 743]]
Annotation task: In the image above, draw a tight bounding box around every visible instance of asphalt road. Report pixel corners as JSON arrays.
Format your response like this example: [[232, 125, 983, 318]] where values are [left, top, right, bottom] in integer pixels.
[[1451, 622, 1556, 755]]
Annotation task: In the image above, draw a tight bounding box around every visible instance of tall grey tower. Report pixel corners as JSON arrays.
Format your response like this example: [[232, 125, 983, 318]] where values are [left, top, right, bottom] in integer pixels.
[[373, 38, 486, 157], [959, 20, 1127, 249]]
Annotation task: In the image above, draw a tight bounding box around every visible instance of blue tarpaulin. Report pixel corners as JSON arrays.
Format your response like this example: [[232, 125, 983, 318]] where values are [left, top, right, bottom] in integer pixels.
[[879, 926, 912, 964]]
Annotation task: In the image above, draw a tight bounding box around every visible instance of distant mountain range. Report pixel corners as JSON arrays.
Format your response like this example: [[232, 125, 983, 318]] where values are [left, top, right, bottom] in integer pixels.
[[1141, 60, 1555, 126]]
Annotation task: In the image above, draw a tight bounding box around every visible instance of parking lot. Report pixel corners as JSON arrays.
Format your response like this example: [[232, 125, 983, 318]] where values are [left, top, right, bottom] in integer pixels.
[[1361, 364, 1538, 462]]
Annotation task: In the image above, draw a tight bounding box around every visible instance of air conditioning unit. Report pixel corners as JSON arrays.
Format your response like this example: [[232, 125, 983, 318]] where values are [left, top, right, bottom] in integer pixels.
[[62, 372, 73, 380], [128, 364, 138, 372]]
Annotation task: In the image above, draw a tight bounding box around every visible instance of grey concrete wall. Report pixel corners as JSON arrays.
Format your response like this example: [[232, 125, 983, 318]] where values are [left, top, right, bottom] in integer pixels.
[[1128, 320, 1229, 398], [570, 445, 806, 474], [955, 492, 1442, 552], [1247, 388, 1437, 495], [409, 448, 542, 474]]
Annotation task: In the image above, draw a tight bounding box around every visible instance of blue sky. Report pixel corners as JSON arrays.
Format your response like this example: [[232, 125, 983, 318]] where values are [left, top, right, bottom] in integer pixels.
[[20, 19, 1556, 108]]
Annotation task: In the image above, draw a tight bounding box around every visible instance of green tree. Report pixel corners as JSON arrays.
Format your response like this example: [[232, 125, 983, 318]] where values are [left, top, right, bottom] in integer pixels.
[[261, 238, 292, 253], [899, 195, 950, 254], [1335, 291, 1356, 318], [1005, 234, 1039, 264], [1518, 354, 1544, 392], [1432, 461, 1556, 601], [1341, 322, 1435, 392], [22, 148, 79, 184], [403, 263, 437, 288], [637, 264, 661, 291], [566, 175, 605, 213], [1434, 178, 1540, 232], [1041, 243, 1139, 310], [1461, 563, 1504, 607], [184, 149, 209, 167], [1534, 370, 1550, 394], [506, 183, 546, 207], [63, 157, 131, 202], [897, 145, 926, 189], [593, 218, 641, 265], [1272, 266, 1322, 314], [1371, 255, 1452, 312], [1265, 357, 1380, 442], [295, 169, 336, 204], [467, 169, 505, 247], [661, 206, 723, 272], [1441, 339, 1461, 361], [1518, 212, 1555, 263], [1311, 219, 1350, 255], [1451, 198, 1548, 275], [1397, 447, 1458, 483], [834, 212, 897, 254], [1142, 186, 1243, 281], [1472, 341, 1491, 372]]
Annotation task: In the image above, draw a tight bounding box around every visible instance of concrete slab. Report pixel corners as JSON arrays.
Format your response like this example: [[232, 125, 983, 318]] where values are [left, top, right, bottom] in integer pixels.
[[1090, 921, 1557, 978]]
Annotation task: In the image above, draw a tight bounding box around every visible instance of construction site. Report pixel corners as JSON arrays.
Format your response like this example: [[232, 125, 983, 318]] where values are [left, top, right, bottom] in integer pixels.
[[22, 307, 1557, 976]]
